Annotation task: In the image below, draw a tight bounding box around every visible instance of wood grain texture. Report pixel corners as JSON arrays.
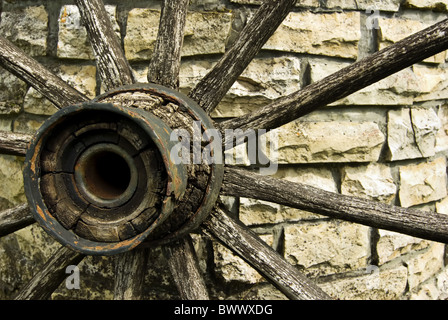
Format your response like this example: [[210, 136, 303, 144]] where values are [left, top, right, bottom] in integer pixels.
[[0, 204, 34, 238], [0, 131, 31, 156], [221, 18, 448, 135], [202, 206, 332, 300], [114, 249, 149, 300], [162, 236, 209, 300], [75, 0, 135, 91], [0, 36, 88, 108], [147, 0, 189, 90], [222, 167, 448, 244], [14, 246, 85, 300], [189, 0, 297, 113]]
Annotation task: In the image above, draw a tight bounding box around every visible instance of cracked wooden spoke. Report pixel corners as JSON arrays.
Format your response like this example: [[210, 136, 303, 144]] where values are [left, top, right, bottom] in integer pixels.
[[14, 246, 85, 300], [189, 0, 297, 113], [202, 206, 332, 300], [75, 0, 135, 91], [221, 18, 448, 135], [114, 249, 149, 300], [0, 131, 31, 157], [162, 236, 209, 300], [0, 36, 88, 108], [147, 0, 189, 90], [0, 204, 34, 238], [222, 168, 448, 244]]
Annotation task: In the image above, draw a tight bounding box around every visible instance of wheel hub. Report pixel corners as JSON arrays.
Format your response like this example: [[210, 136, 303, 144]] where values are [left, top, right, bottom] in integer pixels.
[[23, 84, 224, 255]]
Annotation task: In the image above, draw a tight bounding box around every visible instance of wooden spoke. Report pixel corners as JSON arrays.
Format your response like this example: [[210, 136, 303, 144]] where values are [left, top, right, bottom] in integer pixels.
[[222, 167, 448, 244], [221, 18, 448, 135], [75, 0, 135, 91], [114, 249, 149, 300], [0, 36, 88, 108], [162, 236, 209, 300], [202, 206, 331, 300], [14, 246, 85, 300], [0, 204, 34, 238], [0, 131, 31, 157], [189, 0, 296, 113], [147, 0, 190, 90]]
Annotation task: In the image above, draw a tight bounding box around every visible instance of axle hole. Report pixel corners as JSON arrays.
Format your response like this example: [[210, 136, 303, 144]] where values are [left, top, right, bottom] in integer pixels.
[[83, 151, 131, 200], [74, 144, 138, 208]]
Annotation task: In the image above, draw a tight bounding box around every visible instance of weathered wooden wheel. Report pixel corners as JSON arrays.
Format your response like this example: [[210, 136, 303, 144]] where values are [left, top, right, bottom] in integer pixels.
[[1, 0, 448, 300]]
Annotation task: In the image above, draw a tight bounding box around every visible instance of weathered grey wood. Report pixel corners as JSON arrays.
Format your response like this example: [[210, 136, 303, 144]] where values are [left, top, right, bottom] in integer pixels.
[[147, 0, 189, 90], [202, 206, 332, 300], [222, 167, 448, 244], [0, 131, 31, 156], [114, 249, 149, 300], [189, 0, 296, 113], [0, 204, 34, 238], [15, 246, 85, 300], [162, 236, 209, 300], [221, 18, 448, 135], [75, 0, 135, 91], [0, 36, 88, 108]]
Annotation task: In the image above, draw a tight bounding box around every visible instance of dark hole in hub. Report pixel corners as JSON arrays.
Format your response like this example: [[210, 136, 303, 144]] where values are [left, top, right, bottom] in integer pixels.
[[82, 150, 131, 200], [74, 143, 139, 208]]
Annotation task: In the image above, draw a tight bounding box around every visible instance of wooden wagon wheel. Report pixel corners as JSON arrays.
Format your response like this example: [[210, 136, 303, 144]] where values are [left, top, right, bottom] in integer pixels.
[[1, 0, 448, 300]]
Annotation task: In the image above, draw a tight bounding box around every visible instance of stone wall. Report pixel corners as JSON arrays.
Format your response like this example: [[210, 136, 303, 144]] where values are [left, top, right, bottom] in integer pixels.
[[1, 0, 448, 300]]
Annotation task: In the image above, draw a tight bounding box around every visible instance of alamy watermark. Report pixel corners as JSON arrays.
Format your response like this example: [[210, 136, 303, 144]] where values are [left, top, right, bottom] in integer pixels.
[[170, 121, 279, 176], [366, 7, 380, 30], [65, 265, 80, 290]]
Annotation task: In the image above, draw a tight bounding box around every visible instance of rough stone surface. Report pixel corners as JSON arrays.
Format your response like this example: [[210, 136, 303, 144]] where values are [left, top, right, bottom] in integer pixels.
[[125, 9, 232, 61], [309, 59, 421, 106], [57, 5, 120, 60], [240, 166, 338, 225], [284, 221, 370, 277], [0, 5, 48, 56], [404, 0, 448, 12], [387, 107, 441, 161], [399, 158, 448, 208], [379, 16, 447, 64], [264, 11, 361, 59], [273, 120, 385, 163], [319, 265, 408, 300], [341, 163, 397, 204]]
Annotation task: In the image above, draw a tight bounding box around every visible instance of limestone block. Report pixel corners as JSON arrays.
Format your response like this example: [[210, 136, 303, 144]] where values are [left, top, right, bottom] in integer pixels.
[[213, 234, 273, 283], [230, 0, 320, 7], [436, 196, 448, 214], [326, 0, 402, 11], [125, 9, 232, 61], [413, 65, 448, 103], [319, 266, 408, 300], [58, 5, 120, 60], [240, 166, 338, 225], [399, 158, 447, 208], [0, 5, 48, 56], [406, 244, 445, 292], [309, 59, 421, 106], [377, 229, 431, 265], [213, 56, 303, 118], [0, 155, 26, 206], [404, 0, 448, 11], [284, 221, 370, 276], [379, 17, 447, 64], [341, 163, 397, 204], [0, 68, 27, 116], [57, 65, 97, 99], [273, 120, 385, 163], [24, 64, 96, 116], [12, 114, 46, 134], [263, 11, 361, 59], [387, 108, 441, 161]]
